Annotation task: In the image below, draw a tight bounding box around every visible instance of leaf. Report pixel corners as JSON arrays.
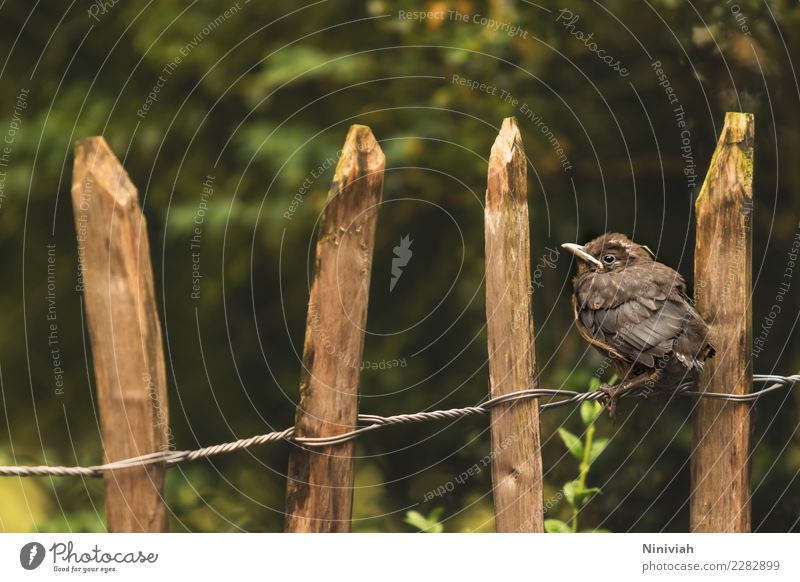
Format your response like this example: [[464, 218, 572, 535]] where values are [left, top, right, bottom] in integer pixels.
[[428, 506, 445, 522], [404, 509, 444, 533], [580, 400, 593, 426], [558, 428, 584, 460], [545, 519, 571, 533], [589, 439, 609, 464], [580, 400, 602, 426], [563, 480, 580, 506], [564, 481, 601, 508], [404, 510, 428, 530], [581, 528, 612, 533], [589, 377, 602, 392]]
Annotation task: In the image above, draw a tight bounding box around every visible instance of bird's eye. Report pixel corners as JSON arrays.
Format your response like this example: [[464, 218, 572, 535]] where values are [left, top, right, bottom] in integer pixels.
[[602, 254, 615, 264]]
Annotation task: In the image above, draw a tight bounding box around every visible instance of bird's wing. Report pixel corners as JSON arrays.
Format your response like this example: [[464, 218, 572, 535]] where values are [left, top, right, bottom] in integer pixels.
[[579, 296, 689, 368]]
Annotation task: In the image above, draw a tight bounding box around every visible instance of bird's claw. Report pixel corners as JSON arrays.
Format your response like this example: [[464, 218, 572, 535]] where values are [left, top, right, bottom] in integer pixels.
[[599, 384, 621, 420]]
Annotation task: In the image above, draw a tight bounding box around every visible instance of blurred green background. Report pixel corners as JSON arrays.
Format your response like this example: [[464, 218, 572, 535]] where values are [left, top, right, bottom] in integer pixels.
[[0, 0, 798, 532]]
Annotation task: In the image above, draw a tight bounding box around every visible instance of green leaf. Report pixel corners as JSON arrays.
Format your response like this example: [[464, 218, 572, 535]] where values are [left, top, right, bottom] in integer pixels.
[[580, 400, 593, 426], [581, 528, 612, 533], [404, 509, 444, 533], [563, 480, 580, 506], [589, 439, 609, 464], [580, 400, 602, 426], [558, 428, 584, 460], [589, 377, 601, 392], [544, 519, 571, 533], [564, 481, 602, 508], [404, 510, 428, 530], [428, 506, 445, 522]]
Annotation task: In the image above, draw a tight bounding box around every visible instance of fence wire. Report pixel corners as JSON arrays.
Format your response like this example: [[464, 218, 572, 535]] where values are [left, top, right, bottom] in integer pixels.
[[1, 373, 797, 478]]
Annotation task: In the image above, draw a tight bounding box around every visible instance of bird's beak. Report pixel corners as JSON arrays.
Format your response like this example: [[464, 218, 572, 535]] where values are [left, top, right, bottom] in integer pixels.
[[561, 243, 602, 268]]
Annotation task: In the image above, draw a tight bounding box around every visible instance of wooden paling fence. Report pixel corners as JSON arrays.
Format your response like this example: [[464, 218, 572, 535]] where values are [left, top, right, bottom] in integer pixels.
[[58, 113, 753, 532]]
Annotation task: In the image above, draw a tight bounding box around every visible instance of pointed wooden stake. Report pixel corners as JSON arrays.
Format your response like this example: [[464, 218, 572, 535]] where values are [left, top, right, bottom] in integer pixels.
[[284, 125, 384, 532], [484, 117, 545, 532], [691, 112, 754, 532], [71, 137, 170, 532]]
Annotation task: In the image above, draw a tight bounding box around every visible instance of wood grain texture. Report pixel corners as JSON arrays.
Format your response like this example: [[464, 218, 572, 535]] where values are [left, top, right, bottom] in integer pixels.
[[690, 112, 754, 532], [284, 125, 384, 532], [71, 137, 169, 532], [484, 117, 544, 532]]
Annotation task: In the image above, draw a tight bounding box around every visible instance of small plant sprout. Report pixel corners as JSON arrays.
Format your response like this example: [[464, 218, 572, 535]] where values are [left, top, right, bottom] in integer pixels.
[[404, 507, 444, 533], [545, 377, 612, 533]]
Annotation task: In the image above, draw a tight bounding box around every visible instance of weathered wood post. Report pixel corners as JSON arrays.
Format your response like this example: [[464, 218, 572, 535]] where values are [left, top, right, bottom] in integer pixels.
[[284, 125, 384, 532], [484, 117, 545, 532], [71, 137, 170, 532], [690, 112, 754, 532]]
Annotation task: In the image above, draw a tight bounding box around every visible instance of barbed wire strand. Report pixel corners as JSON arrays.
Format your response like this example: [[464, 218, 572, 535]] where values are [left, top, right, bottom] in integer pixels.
[[1, 373, 796, 478]]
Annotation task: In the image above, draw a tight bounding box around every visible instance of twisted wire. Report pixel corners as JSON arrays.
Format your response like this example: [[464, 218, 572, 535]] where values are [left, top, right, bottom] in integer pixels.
[[0, 373, 796, 478]]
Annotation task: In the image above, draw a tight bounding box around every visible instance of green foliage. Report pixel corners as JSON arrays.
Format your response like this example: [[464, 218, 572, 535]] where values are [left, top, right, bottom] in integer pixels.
[[544, 518, 571, 533], [557, 428, 584, 460], [589, 439, 609, 464], [551, 393, 608, 533], [404, 508, 445, 533], [580, 399, 601, 427]]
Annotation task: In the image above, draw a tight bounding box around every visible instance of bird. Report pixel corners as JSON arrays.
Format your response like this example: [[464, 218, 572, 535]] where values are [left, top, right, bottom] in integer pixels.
[[562, 233, 715, 417]]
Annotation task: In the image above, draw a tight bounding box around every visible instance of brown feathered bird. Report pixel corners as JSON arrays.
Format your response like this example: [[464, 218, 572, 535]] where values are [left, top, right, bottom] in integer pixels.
[[562, 233, 715, 416]]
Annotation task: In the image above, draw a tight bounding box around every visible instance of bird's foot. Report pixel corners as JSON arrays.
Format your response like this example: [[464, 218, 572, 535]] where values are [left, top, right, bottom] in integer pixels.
[[599, 370, 664, 419], [599, 384, 625, 420]]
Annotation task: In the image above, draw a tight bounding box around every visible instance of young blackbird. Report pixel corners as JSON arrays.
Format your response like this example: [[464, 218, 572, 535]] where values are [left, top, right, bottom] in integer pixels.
[[562, 233, 715, 417]]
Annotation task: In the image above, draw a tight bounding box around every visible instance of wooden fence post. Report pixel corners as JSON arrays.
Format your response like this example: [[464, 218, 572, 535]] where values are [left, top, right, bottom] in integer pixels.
[[71, 137, 170, 532], [284, 125, 384, 532], [690, 112, 754, 532], [484, 117, 545, 532]]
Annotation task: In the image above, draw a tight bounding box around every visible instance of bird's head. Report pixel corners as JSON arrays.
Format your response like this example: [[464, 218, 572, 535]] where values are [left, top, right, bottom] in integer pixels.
[[562, 232, 655, 275]]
